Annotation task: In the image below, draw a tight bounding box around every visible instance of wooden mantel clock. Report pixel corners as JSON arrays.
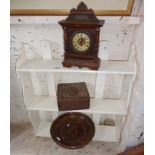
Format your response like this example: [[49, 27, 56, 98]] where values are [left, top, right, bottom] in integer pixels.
[[59, 2, 104, 70]]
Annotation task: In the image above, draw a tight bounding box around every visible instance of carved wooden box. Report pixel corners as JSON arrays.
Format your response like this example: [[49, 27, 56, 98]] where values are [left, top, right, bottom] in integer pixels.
[[57, 82, 90, 111]]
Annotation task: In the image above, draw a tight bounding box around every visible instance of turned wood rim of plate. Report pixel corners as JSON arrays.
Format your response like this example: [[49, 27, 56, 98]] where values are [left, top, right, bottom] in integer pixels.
[[50, 112, 95, 149]]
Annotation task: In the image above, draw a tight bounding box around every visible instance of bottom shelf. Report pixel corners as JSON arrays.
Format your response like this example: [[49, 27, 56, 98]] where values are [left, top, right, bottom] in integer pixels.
[[36, 121, 119, 142]]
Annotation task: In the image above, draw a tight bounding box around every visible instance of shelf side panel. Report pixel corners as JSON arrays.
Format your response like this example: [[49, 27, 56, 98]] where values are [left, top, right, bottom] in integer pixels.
[[95, 74, 105, 98], [120, 75, 133, 112], [30, 72, 48, 95], [47, 73, 56, 96], [36, 121, 51, 137], [28, 111, 40, 134], [19, 72, 34, 107], [103, 74, 124, 99]]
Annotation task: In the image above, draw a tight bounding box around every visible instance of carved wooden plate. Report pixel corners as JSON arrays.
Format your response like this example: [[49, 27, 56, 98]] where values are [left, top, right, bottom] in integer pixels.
[[50, 112, 95, 149]]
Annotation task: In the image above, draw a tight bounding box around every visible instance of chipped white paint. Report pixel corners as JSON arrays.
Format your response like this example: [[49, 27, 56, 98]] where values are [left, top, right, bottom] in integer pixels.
[[120, 21, 144, 150], [22, 43, 34, 59], [11, 16, 140, 61], [41, 40, 52, 59], [10, 16, 140, 25]]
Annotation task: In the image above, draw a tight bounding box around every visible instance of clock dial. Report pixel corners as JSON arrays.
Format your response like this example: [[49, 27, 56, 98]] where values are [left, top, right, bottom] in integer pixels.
[[72, 33, 90, 52]]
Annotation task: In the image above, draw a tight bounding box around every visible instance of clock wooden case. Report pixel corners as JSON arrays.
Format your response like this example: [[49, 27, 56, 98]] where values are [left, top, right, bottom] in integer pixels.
[[59, 2, 104, 70]]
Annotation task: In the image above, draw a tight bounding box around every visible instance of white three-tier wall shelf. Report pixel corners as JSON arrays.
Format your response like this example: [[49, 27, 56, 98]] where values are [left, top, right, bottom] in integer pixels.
[[15, 16, 140, 144]]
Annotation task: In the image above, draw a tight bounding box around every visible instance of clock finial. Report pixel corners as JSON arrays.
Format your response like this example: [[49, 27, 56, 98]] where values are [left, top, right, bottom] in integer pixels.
[[77, 2, 88, 10]]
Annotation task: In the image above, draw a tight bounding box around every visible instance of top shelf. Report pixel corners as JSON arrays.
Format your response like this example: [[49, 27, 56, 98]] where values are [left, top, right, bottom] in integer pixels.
[[11, 16, 141, 25], [17, 59, 135, 75]]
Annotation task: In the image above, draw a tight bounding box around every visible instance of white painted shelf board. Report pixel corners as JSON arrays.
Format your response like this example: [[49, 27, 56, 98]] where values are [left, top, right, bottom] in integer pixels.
[[17, 59, 135, 75], [93, 125, 118, 142], [11, 16, 140, 25], [27, 96, 125, 115], [36, 121, 118, 142], [36, 121, 51, 138]]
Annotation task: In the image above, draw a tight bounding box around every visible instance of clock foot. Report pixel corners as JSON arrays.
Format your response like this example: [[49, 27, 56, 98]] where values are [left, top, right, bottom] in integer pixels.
[[88, 67, 99, 70], [62, 63, 72, 68]]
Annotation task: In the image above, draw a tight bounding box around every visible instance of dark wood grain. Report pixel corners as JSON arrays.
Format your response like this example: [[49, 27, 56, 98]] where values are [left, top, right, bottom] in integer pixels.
[[50, 112, 95, 149], [118, 145, 144, 155], [57, 82, 90, 111], [59, 2, 104, 70]]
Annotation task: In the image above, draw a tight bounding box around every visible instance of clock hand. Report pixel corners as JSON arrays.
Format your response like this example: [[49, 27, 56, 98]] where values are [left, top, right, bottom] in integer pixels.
[[78, 37, 83, 46]]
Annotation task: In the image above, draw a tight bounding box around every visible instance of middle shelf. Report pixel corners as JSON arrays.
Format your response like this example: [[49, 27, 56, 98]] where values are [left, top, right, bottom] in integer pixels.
[[27, 95, 126, 115]]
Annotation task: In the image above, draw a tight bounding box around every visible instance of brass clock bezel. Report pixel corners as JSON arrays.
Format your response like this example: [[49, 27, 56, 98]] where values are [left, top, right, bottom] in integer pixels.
[[70, 31, 93, 54], [72, 33, 91, 52]]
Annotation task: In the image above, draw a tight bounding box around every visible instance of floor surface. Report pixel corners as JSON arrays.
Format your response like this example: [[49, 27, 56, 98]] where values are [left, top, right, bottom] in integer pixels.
[[11, 124, 121, 155]]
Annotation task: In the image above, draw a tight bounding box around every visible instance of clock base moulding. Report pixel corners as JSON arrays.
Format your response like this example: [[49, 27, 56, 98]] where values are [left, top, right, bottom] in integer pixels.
[[62, 57, 100, 70]]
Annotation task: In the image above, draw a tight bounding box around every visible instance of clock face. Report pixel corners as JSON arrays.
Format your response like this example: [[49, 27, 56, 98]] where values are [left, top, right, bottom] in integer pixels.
[[72, 33, 90, 52]]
